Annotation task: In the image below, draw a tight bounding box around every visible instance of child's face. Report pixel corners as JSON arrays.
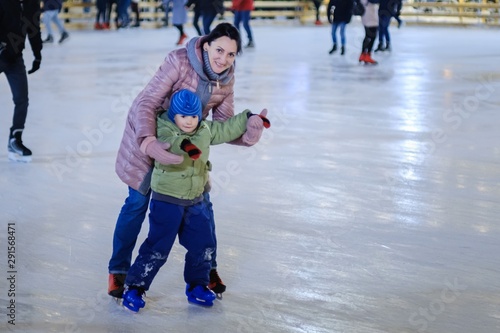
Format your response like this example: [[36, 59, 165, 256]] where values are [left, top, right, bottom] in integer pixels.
[[174, 114, 199, 134]]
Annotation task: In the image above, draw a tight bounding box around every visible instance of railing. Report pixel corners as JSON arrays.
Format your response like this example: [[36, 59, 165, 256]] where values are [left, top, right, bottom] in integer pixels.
[[401, 0, 500, 26], [57, 0, 500, 29], [58, 0, 311, 29]]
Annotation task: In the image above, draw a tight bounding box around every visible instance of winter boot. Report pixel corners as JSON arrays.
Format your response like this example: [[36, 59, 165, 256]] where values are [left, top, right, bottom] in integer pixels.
[[374, 43, 384, 52], [340, 46, 345, 55], [329, 44, 337, 54], [208, 268, 226, 296], [363, 53, 378, 65], [245, 40, 255, 48], [186, 284, 216, 307], [123, 286, 146, 312], [384, 42, 391, 52], [42, 35, 54, 43], [59, 31, 70, 44], [108, 273, 126, 298], [8, 130, 32, 162]]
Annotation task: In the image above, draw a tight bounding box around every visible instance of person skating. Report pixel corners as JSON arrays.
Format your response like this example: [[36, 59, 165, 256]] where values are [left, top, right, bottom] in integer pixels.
[[359, 0, 379, 65], [41, 0, 70, 44], [108, 23, 267, 299], [122, 89, 270, 312], [1, 0, 43, 162], [327, 0, 353, 55]]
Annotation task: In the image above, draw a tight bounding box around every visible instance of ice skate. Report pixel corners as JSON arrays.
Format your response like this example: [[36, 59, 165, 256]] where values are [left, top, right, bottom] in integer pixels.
[[374, 43, 385, 52], [8, 130, 32, 162], [186, 285, 216, 307], [59, 31, 70, 44], [108, 273, 126, 298], [122, 286, 146, 312], [42, 35, 54, 43], [208, 268, 226, 299], [329, 44, 337, 54], [363, 53, 378, 65]]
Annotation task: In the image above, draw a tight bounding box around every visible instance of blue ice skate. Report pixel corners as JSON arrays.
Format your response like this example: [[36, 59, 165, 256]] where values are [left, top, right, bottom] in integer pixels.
[[185, 285, 216, 307], [122, 287, 146, 312]]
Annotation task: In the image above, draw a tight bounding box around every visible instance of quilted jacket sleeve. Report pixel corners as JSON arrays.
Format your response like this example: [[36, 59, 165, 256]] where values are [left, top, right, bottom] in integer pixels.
[[132, 52, 182, 147], [208, 111, 250, 145]]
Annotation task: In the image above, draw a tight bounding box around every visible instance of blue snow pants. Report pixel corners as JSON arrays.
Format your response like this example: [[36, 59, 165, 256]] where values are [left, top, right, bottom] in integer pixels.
[[125, 197, 216, 290]]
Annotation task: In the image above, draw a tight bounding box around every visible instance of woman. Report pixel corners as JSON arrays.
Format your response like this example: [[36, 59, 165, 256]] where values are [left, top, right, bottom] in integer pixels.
[[108, 22, 267, 299], [164, 0, 188, 45], [359, 0, 379, 65]]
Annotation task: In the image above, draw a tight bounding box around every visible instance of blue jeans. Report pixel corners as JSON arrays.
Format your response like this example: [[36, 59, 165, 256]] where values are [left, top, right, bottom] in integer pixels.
[[108, 187, 219, 274], [108, 187, 150, 274], [117, 0, 131, 26], [202, 11, 217, 34], [0, 56, 29, 134], [43, 10, 66, 36], [234, 10, 253, 42], [378, 14, 391, 45], [125, 198, 216, 290], [331, 22, 347, 46]]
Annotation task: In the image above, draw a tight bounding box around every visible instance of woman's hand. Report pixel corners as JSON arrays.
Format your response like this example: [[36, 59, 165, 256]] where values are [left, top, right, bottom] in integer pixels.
[[145, 139, 184, 165]]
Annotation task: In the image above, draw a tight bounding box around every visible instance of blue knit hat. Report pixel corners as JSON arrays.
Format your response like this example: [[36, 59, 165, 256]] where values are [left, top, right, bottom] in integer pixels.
[[167, 89, 202, 124]]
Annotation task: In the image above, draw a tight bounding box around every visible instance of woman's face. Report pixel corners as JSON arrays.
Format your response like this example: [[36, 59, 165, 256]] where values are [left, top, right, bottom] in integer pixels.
[[204, 36, 237, 74]]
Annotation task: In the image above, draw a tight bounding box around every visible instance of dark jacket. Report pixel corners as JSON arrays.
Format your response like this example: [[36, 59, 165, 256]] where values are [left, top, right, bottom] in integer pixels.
[[379, 0, 401, 16], [42, 0, 64, 12], [328, 0, 354, 23], [199, 0, 224, 15], [0, 0, 42, 62], [186, 0, 201, 13]]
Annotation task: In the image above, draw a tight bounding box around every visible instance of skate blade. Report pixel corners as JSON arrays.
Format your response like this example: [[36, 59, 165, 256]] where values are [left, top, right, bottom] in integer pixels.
[[8, 152, 32, 163], [123, 300, 142, 312], [216, 293, 223, 300], [187, 297, 214, 307]]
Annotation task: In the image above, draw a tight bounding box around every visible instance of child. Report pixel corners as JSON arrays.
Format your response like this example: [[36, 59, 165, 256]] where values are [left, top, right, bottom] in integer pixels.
[[122, 89, 270, 312]]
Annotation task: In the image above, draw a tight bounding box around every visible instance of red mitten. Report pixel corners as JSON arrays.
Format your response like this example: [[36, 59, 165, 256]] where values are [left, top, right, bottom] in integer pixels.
[[181, 139, 202, 160], [258, 114, 270, 128]]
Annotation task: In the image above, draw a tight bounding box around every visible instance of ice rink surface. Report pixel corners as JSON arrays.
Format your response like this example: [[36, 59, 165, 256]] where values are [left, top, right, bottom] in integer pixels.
[[1, 20, 499, 333]]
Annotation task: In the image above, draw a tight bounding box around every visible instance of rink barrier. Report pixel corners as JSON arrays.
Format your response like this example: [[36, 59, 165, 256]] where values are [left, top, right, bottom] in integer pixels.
[[401, 0, 500, 26], [56, 0, 310, 29], [54, 0, 500, 29]]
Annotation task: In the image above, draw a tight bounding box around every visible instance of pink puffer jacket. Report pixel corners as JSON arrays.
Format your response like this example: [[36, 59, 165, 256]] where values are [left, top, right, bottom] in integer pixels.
[[115, 37, 237, 194]]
